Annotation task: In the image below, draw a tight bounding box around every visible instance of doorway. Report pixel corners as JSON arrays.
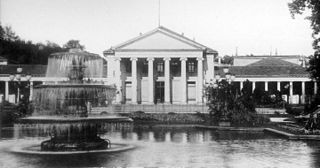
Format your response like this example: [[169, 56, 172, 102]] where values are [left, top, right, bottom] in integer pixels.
[[155, 81, 164, 104]]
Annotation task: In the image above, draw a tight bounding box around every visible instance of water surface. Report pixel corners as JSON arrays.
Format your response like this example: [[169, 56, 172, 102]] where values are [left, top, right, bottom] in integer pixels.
[[1, 125, 320, 168]]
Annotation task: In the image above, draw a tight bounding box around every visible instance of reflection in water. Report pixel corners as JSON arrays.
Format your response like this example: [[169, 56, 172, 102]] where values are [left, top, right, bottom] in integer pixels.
[[1, 125, 320, 167]]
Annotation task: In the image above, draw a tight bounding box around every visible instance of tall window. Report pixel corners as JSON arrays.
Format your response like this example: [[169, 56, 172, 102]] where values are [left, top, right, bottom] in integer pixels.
[[188, 61, 195, 73], [157, 62, 164, 73]]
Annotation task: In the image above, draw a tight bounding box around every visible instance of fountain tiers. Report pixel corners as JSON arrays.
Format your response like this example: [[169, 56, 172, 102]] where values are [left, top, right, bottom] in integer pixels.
[[16, 49, 133, 152]]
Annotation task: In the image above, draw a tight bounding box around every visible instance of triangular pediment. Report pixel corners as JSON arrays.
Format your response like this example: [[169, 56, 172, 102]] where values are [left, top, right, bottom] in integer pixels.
[[113, 26, 209, 51]]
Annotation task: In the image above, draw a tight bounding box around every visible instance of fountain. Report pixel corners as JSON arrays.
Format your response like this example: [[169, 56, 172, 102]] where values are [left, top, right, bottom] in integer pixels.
[[13, 48, 133, 153]]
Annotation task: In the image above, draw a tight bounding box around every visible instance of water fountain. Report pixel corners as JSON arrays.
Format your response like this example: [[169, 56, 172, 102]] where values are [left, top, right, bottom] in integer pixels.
[[13, 48, 133, 153]]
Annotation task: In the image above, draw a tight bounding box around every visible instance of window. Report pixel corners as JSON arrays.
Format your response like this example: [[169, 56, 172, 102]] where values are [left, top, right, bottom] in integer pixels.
[[142, 60, 148, 75], [188, 61, 195, 73], [125, 60, 131, 73], [157, 62, 164, 73]]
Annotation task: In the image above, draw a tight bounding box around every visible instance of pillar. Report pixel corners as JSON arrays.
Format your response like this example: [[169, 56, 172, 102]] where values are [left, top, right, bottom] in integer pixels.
[[252, 81, 255, 92], [114, 57, 122, 103], [164, 57, 171, 104], [197, 57, 204, 104], [277, 81, 280, 91], [5, 81, 9, 101], [131, 57, 138, 104], [29, 81, 33, 101], [240, 81, 243, 91], [180, 57, 187, 104], [301, 81, 305, 104], [147, 57, 154, 104], [289, 82, 293, 104], [265, 81, 268, 91]]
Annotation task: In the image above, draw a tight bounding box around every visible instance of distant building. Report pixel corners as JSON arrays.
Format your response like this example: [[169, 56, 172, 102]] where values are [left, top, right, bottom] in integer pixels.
[[217, 56, 316, 104]]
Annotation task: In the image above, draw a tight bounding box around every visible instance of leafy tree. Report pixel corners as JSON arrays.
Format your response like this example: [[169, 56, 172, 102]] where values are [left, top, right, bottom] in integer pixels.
[[63, 40, 85, 50], [0, 24, 65, 64], [222, 55, 234, 65], [206, 79, 267, 126], [288, 0, 320, 82]]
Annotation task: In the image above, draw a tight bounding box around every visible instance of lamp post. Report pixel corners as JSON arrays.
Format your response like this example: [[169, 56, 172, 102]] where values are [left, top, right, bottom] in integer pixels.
[[9, 68, 32, 104]]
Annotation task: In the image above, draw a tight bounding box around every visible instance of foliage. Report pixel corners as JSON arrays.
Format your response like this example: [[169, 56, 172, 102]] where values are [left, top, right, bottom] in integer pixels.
[[253, 88, 285, 108], [222, 55, 234, 65], [289, 0, 320, 115], [63, 40, 85, 50], [206, 79, 267, 126], [0, 24, 66, 64], [288, 0, 320, 87]]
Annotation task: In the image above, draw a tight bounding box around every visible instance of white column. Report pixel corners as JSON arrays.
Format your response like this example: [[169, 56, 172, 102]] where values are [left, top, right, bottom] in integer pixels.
[[265, 81, 268, 91], [240, 81, 243, 91], [114, 57, 122, 103], [147, 57, 154, 104], [301, 81, 305, 104], [197, 57, 204, 104], [164, 57, 171, 104], [315, 82, 318, 95], [289, 82, 293, 104], [131, 57, 138, 104], [29, 81, 33, 101], [5, 81, 9, 101], [252, 81, 255, 92], [206, 54, 214, 82], [180, 57, 187, 104], [277, 81, 280, 91]]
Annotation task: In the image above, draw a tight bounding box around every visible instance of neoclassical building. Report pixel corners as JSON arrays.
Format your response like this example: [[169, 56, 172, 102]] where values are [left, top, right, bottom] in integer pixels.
[[0, 26, 318, 110], [103, 26, 217, 104]]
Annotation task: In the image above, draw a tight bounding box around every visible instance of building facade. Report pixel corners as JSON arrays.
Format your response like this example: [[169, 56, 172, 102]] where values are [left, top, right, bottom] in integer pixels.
[[103, 26, 217, 104], [0, 26, 318, 107]]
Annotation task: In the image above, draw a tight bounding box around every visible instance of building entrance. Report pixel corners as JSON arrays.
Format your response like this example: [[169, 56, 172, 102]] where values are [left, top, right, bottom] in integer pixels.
[[155, 81, 164, 104]]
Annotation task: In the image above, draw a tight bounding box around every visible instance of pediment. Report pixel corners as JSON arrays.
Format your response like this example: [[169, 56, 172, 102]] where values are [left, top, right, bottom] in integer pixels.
[[114, 27, 205, 51]]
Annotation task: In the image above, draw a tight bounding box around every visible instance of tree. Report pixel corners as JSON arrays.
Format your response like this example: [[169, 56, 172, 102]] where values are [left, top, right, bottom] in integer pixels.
[[63, 40, 85, 50], [288, 1, 320, 82], [0, 24, 65, 64], [222, 55, 234, 65], [3, 26, 20, 41]]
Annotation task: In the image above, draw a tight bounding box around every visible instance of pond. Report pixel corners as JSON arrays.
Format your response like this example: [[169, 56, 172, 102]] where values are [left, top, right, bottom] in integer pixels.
[[1, 125, 320, 168]]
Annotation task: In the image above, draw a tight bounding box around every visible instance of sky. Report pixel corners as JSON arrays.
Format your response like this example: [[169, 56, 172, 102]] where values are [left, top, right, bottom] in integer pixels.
[[0, 0, 315, 57]]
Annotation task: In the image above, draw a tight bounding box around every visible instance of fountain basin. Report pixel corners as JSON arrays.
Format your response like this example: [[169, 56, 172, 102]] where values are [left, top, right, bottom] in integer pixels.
[[11, 141, 135, 155]]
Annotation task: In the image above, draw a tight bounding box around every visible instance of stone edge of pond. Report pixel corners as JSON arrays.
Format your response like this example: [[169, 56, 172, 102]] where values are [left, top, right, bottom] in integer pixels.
[[263, 128, 320, 140], [196, 125, 320, 141], [195, 125, 265, 132]]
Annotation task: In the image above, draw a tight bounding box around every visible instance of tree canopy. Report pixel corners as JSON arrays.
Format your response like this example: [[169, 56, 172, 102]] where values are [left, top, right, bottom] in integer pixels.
[[288, 0, 320, 82], [63, 40, 85, 50], [0, 24, 66, 64]]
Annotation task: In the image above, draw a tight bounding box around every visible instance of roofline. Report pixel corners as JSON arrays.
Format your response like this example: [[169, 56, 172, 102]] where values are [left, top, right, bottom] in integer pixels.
[[234, 55, 305, 59], [103, 26, 217, 54]]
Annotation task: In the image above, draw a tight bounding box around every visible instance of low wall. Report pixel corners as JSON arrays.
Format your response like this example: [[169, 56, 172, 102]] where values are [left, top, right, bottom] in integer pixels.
[[91, 104, 209, 114], [255, 108, 286, 115]]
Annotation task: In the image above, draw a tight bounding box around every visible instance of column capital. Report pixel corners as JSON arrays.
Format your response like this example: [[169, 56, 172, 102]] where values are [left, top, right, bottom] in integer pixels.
[[163, 57, 171, 61], [130, 57, 138, 61], [114, 57, 121, 61], [196, 57, 204, 61], [147, 57, 155, 62], [180, 57, 188, 61]]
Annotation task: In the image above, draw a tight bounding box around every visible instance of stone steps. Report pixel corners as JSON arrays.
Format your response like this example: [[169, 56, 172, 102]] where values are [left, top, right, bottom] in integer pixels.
[[91, 104, 208, 114]]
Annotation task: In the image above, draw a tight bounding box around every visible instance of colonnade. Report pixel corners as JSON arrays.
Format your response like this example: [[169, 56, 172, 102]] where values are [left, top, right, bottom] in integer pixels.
[[114, 56, 204, 104], [236, 80, 318, 104]]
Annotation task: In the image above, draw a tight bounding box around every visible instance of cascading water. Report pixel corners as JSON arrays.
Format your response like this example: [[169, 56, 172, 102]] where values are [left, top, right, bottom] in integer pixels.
[[15, 48, 133, 152]]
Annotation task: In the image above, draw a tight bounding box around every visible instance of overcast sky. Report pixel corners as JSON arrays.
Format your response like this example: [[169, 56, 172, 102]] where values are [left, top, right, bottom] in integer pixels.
[[0, 0, 314, 57]]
